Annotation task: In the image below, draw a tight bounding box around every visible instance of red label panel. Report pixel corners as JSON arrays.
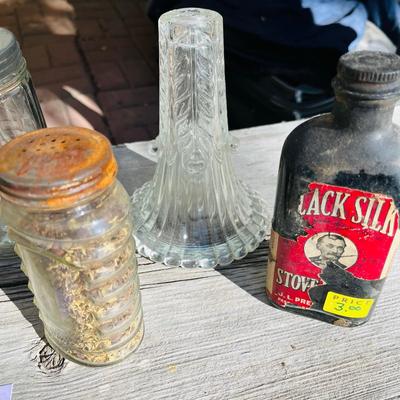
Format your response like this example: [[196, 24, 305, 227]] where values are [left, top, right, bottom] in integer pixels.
[[267, 182, 400, 311]]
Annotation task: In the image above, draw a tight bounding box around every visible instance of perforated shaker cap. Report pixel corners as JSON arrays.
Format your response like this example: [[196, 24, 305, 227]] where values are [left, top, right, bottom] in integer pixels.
[[335, 51, 400, 98], [0, 28, 24, 85], [0, 127, 118, 208]]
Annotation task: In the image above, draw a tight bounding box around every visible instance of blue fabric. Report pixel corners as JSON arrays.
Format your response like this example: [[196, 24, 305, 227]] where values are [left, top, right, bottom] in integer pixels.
[[363, 0, 400, 45], [175, 0, 358, 51], [0, 384, 13, 400], [149, 0, 400, 52], [148, 0, 400, 90], [301, 0, 368, 50]]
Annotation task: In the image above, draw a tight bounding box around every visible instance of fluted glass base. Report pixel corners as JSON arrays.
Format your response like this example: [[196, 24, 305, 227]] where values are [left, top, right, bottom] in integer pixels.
[[132, 181, 268, 268]]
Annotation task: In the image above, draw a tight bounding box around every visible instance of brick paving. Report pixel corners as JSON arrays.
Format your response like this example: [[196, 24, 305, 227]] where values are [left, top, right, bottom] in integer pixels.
[[0, 0, 159, 144]]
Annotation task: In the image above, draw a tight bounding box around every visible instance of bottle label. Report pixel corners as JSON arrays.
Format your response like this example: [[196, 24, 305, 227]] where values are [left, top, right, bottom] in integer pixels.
[[267, 182, 400, 318]]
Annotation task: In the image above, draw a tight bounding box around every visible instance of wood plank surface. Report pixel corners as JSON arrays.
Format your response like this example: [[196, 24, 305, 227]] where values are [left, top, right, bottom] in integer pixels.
[[1, 122, 400, 400]]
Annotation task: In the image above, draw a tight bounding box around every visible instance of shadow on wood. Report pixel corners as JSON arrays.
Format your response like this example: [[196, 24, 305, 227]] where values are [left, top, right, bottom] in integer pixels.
[[216, 239, 271, 305], [0, 261, 43, 337], [0, 261, 67, 375]]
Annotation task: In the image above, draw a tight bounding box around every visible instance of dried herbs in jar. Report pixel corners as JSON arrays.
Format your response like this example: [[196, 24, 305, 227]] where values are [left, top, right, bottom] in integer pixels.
[[0, 127, 144, 365]]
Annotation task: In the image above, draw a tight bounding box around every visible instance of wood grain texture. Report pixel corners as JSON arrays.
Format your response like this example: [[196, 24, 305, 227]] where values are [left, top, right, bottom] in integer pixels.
[[1, 124, 400, 400]]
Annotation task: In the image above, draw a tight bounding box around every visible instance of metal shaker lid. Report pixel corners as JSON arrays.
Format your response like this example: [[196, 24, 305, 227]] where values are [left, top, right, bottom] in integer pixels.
[[334, 51, 400, 99], [0, 127, 118, 208], [0, 28, 24, 86]]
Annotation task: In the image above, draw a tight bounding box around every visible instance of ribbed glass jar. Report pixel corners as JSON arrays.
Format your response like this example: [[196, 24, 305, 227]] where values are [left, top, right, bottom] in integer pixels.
[[0, 27, 46, 262], [0, 127, 144, 365]]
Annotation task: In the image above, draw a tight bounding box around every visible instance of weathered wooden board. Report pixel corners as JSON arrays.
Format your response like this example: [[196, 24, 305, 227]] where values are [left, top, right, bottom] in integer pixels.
[[1, 121, 400, 400]]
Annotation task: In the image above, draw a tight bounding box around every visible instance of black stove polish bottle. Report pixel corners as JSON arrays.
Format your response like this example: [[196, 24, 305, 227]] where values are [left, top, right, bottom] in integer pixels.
[[266, 51, 400, 327]]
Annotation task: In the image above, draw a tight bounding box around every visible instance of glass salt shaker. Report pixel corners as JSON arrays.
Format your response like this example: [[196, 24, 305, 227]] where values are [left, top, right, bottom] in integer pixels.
[[0, 127, 144, 365], [0, 27, 46, 262]]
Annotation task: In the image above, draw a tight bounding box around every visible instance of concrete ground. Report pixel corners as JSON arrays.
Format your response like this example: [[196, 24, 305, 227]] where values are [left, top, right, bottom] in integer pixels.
[[0, 0, 159, 144]]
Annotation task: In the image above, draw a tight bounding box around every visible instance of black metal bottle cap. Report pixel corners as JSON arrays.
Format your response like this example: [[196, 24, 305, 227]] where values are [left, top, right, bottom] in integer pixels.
[[0, 28, 24, 87], [334, 51, 400, 99]]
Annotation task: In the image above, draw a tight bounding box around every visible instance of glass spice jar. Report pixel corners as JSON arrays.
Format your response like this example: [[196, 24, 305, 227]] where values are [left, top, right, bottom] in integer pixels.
[[0, 27, 46, 262], [0, 127, 144, 365]]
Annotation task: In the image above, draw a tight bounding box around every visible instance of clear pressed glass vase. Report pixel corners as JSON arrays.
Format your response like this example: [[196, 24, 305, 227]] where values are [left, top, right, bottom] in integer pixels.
[[132, 8, 268, 268]]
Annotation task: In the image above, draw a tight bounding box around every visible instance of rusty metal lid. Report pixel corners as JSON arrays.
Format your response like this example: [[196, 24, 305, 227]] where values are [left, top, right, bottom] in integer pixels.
[[334, 51, 400, 99], [0, 126, 117, 208]]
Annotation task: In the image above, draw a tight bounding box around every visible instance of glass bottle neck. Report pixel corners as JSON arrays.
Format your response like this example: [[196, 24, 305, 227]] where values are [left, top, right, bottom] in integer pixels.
[[332, 95, 396, 133]]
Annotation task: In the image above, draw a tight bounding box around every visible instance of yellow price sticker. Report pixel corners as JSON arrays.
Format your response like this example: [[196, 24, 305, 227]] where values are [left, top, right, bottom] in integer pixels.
[[323, 291, 375, 319]]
